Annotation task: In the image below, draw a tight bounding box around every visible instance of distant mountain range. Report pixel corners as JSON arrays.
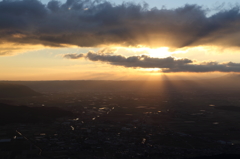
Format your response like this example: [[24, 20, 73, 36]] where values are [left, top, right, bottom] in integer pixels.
[[0, 83, 41, 98], [1, 73, 240, 93], [214, 73, 240, 81], [206, 73, 240, 88]]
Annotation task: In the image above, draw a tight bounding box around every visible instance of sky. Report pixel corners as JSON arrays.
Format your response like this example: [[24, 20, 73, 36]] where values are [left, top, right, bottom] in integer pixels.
[[1, 0, 240, 81]]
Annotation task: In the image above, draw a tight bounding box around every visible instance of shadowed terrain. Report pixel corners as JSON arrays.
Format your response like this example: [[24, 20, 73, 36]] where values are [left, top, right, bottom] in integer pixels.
[[0, 74, 240, 158], [0, 103, 73, 125], [0, 83, 41, 98]]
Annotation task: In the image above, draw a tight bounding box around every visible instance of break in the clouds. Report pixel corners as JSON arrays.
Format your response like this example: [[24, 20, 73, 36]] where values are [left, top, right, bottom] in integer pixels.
[[64, 52, 240, 73], [1, 0, 240, 50]]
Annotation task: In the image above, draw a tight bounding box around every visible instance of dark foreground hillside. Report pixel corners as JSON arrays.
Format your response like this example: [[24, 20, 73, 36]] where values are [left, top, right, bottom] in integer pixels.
[[188, 154, 240, 159], [0, 83, 41, 98], [0, 103, 73, 125]]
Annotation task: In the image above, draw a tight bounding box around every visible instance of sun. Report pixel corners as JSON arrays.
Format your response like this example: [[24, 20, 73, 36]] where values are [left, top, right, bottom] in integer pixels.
[[147, 47, 172, 58], [115, 46, 186, 58], [124, 47, 173, 58], [137, 68, 162, 72]]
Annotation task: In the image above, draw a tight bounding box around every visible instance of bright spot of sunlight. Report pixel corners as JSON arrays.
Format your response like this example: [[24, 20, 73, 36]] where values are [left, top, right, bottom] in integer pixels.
[[124, 47, 176, 58]]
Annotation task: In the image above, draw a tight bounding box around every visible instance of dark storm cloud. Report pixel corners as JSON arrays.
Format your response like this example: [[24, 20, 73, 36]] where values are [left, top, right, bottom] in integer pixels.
[[63, 53, 84, 59], [64, 52, 240, 72], [64, 52, 192, 68], [162, 62, 240, 73], [85, 53, 193, 68], [1, 0, 240, 48]]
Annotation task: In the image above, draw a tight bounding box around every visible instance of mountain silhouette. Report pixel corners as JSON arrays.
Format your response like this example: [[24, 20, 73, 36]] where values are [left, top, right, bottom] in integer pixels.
[[0, 83, 41, 98]]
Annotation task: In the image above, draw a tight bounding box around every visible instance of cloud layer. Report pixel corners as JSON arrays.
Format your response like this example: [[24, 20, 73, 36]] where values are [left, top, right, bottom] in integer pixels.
[[1, 0, 240, 49], [64, 52, 240, 73]]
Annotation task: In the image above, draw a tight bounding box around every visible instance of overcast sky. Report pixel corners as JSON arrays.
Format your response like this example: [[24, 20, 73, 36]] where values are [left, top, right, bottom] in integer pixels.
[[40, 0, 239, 9]]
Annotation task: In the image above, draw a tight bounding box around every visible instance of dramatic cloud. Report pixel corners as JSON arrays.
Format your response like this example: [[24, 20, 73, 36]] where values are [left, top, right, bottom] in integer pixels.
[[64, 53, 84, 59], [1, 0, 240, 50], [162, 62, 240, 73], [0, 43, 44, 56], [64, 52, 192, 68], [64, 52, 240, 73]]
